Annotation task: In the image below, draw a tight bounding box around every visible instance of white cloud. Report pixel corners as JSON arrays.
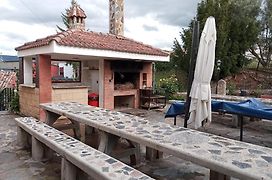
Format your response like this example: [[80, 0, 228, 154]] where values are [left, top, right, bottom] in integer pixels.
[[125, 14, 181, 50], [0, 20, 56, 55], [0, 0, 15, 10], [0, 0, 199, 55]]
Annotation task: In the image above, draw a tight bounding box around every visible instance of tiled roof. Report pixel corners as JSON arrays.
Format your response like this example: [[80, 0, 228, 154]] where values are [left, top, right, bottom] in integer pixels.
[[15, 30, 169, 57], [0, 71, 17, 90], [67, 2, 86, 18], [0, 55, 19, 62]]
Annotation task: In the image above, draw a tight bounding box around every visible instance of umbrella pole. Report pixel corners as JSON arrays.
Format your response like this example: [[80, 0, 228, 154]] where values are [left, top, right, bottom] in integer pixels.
[[184, 20, 200, 128], [239, 116, 244, 141]]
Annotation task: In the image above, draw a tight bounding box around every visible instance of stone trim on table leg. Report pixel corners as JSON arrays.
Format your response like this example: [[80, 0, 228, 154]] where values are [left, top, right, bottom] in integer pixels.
[[146, 147, 163, 161], [70, 119, 81, 140], [85, 125, 94, 136], [45, 110, 60, 125], [98, 131, 119, 154], [210, 170, 230, 180], [128, 141, 141, 165]]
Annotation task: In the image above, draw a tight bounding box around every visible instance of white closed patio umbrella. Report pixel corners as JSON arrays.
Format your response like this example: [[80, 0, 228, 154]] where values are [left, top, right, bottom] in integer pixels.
[[188, 16, 217, 129]]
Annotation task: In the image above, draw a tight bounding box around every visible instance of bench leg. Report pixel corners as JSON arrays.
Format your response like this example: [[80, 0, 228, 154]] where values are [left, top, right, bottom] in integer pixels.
[[17, 127, 29, 148], [44, 146, 54, 160], [146, 147, 163, 161], [61, 158, 77, 180], [32, 137, 44, 161], [210, 170, 230, 180]]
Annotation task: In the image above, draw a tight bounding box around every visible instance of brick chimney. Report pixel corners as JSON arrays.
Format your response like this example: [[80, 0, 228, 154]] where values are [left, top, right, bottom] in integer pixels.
[[109, 0, 124, 36], [67, 0, 87, 30]]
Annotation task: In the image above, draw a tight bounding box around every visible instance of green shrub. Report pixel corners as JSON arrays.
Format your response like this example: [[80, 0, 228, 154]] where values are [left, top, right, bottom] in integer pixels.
[[227, 83, 236, 95], [157, 75, 180, 99]]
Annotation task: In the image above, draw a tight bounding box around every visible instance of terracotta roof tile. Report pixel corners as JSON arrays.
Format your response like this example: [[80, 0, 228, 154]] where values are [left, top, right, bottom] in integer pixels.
[[67, 3, 86, 18], [15, 30, 169, 57], [0, 71, 17, 90]]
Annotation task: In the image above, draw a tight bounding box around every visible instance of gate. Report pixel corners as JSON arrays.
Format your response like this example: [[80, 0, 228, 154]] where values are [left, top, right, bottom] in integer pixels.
[[0, 88, 15, 111]]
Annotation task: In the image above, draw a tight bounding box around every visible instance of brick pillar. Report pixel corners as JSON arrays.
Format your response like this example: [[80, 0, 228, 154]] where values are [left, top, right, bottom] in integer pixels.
[[103, 60, 114, 109], [19, 57, 24, 84], [140, 62, 153, 89], [37, 55, 52, 121]]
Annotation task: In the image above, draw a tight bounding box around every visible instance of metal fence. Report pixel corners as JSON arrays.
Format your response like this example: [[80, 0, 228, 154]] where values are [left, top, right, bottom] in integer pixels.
[[0, 88, 15, 111]]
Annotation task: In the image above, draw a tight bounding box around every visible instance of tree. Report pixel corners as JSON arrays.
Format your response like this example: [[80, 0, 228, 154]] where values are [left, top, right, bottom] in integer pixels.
[[172, 0, 261, 79], [250, 0, 272, 68]]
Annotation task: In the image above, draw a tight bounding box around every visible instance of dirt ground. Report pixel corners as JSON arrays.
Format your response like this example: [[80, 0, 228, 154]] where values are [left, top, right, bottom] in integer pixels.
[[0, 107, 271, 180]]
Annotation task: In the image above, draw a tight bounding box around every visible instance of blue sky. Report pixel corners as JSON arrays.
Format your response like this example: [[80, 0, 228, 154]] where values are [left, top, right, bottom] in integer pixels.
[[0, 0, 199, 55]]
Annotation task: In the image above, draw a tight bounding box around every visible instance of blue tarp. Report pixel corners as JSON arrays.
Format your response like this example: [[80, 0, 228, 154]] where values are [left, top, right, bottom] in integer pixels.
[[165, 98, 272, 120]]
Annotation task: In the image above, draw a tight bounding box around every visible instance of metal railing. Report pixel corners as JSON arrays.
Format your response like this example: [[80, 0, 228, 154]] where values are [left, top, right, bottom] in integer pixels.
[[0, 88, 15, 111]]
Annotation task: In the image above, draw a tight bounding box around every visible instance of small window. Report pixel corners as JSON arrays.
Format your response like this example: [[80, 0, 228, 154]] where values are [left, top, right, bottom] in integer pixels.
[[51, 60, 81, 82]]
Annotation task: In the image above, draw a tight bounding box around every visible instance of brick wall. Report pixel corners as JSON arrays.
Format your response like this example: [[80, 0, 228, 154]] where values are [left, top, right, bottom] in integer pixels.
[[19, 86, 39, 119], [52, 88, 88, 104]]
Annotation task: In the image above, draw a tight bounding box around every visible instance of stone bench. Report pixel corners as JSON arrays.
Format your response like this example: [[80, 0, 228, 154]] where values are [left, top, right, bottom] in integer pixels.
[[15, 117, 153, 180]]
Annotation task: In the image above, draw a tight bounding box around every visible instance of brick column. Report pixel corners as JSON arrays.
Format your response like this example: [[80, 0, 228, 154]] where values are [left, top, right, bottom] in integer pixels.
[[103, 60, 114, 109], [140, 62, 153, 88], [37, 55, 52, 121], [19, 57, 24, 84]]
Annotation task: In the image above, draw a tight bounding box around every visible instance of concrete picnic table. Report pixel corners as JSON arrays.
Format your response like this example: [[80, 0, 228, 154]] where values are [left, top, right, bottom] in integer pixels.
[[40, 102, 272, 180]]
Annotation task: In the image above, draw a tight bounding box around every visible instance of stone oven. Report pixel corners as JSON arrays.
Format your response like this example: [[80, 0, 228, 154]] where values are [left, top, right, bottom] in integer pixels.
[[103, 60, 153, 110], [112, 61, 142, 91]]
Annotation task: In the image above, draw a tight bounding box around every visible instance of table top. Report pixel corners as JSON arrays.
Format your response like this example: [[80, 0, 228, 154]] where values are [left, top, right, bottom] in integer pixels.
[[41, 102, 272, 180]]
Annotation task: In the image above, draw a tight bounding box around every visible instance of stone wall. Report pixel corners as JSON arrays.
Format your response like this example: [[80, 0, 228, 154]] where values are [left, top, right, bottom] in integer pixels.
[[52, 88, 88, 105], [109, 0, 124, 36], [19, 85, 39, 119]]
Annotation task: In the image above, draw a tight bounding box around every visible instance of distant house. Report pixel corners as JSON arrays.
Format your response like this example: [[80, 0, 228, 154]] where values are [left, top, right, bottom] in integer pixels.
[[0, 55, 19, 71]]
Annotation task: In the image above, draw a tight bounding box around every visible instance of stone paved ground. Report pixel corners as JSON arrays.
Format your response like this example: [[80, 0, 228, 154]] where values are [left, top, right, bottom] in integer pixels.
[[0, 106, 271, 180]]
